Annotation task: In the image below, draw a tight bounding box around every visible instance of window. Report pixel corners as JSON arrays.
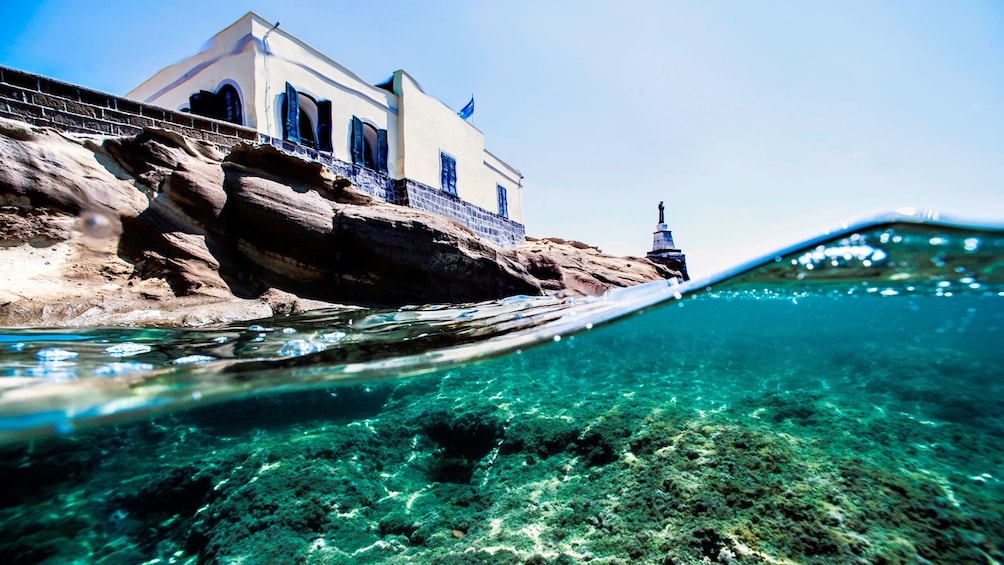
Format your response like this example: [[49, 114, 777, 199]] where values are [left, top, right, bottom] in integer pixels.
[[350, 117, 388, 172], [497, 185, 508, 218], [440, 152, 457, 195], [187, 83, 243, 125], [218, 85, 242, 125], [280, 83, 316, 148]]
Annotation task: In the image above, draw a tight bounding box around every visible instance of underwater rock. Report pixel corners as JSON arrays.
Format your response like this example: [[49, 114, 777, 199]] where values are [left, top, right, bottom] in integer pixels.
[[0, 119, 675, 327]]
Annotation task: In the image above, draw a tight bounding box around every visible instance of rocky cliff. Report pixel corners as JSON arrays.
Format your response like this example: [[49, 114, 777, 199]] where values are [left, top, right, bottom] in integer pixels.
[[0, 119, 682, 327]]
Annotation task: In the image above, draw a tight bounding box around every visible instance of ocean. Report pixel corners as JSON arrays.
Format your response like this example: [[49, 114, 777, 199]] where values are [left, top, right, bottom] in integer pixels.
[[1, 213, 1001, 563]]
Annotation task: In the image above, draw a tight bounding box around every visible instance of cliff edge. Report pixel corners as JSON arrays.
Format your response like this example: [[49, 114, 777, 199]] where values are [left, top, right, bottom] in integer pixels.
[[0, 119, 682, 327]]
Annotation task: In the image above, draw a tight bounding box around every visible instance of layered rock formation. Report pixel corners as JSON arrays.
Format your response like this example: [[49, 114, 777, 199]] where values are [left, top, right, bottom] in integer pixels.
[[0, 119, 681, 327]]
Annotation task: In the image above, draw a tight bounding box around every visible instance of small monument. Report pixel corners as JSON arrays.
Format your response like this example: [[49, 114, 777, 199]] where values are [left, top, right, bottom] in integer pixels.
[[647, 201, 689, 280]]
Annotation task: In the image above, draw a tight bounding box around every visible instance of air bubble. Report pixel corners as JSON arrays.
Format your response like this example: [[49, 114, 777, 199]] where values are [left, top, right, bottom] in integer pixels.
[[320, 331, 347, 343], [79, 211, 115, 239], [278, 339, 327, 357], [173, 355, 215, 365], [103, 343, 152, 357], [36, 348, 78, 362], [93, 362, 155, 377]]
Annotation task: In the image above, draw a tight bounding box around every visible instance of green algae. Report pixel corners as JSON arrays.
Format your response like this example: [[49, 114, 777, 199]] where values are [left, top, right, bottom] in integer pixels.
[[1, 288, 1001, 563]]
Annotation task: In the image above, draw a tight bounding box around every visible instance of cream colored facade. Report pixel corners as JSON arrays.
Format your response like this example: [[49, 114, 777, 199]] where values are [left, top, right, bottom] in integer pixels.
[[127, 11, 523, 224]]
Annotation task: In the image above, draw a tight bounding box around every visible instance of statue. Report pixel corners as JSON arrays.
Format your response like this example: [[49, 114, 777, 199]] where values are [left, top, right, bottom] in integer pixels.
[[658, 201, 665, 225]]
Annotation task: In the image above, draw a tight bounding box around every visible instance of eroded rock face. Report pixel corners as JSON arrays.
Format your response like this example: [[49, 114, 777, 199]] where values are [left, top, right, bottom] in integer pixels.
[[514, 238, 683, 297], [220, 145, 541, 304], [0, 119, 676, 327]]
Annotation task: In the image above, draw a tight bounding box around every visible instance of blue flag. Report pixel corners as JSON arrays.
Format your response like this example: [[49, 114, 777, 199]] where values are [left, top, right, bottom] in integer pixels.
[[458, 96, 474, 120]]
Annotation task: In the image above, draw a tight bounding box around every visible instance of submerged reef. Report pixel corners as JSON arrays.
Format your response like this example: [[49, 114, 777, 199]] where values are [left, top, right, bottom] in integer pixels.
[[1, 335, 1000, 564]]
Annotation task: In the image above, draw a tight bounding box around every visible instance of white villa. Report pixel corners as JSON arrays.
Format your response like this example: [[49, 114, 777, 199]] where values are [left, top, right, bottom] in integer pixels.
[[127, 12, 524, 246]]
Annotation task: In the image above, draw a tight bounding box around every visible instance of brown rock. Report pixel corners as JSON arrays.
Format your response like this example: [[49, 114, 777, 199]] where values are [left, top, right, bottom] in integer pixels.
[[0, 119, 677, 327], [513, 238, 682, 298], [220, 145, 540, 304]]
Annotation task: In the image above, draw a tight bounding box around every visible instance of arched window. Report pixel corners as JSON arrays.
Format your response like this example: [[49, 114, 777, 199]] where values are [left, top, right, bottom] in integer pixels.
[[362, 122, 380, 169], [217, 84, 243, 125], [280, 84, 317, 149], [186, 82, 244, 125], [350, 116, 388, 173]]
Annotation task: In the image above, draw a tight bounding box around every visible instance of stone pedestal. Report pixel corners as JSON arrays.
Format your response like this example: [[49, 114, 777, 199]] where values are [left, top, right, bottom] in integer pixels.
[[650, 223, 677, 252], [647, 223, 689, 280]]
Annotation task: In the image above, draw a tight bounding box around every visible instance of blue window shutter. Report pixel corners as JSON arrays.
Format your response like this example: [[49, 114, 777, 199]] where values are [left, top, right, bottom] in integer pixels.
[[376, 128, 388, 173], [284, 82, 300, 143], [497, 185, 508, 218], [351, 116, 364, 165], [441, 154, 448, 191], [441, 153, 457, 195], [317, 100, 332, 152], [449, 158, 457, 194]]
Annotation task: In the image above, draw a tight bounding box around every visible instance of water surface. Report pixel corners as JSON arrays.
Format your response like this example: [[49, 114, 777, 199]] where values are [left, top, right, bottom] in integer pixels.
[[1, 212, 1002, 563]]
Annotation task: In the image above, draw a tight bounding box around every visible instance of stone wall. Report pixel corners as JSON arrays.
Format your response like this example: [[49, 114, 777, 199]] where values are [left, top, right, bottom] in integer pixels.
[[255, 135, 400, 204], [0, 64, 526, 249], [0, 65, 258, 149], [396, 179, 526, 248]]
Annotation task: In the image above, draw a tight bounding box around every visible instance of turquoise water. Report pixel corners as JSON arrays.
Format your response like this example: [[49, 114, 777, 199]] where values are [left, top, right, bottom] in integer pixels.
[[1, 214, 1002, 563]]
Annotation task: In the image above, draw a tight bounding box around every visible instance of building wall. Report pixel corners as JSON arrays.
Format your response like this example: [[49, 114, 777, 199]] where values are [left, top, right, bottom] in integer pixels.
[[484, 149, 524, 222], [395, 179, 526, 248], [127, 17, 259, 128], [394, 71, 523, 222], [245, 15, 400, 176]]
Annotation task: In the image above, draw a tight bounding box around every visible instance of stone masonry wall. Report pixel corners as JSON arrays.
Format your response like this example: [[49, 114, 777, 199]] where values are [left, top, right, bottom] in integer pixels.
[[255, 135, 399, 204], [0, 65, 258, 149], [0, 64, 526, 249], [396, 179, 526, 248]]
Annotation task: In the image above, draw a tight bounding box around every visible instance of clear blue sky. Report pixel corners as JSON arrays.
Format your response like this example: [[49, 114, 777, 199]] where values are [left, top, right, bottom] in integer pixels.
[[2, 1, 1002, 276]]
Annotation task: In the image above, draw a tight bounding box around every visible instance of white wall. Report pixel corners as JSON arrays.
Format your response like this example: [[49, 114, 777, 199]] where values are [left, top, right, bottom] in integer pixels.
[[395, 71, 523, 222], [485, 150, 524, 222], [127, 16, 258, 127], [247, 16, 400, 175]]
